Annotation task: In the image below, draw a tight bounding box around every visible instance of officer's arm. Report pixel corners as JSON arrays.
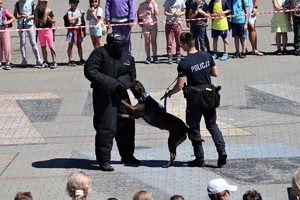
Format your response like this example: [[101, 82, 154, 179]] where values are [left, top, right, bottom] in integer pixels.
[[211, 65, 219, 77], [169, 76, 186, 96]]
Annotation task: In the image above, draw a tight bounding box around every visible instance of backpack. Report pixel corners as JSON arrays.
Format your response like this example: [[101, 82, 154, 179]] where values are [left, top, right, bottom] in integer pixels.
[[64, 10, 86, 28], [63, 13, 70, 27], [228, 0, 246, 15], [208, 0, 231, 14], [2, 8, 13, 28], [64, 10, 86, 37]]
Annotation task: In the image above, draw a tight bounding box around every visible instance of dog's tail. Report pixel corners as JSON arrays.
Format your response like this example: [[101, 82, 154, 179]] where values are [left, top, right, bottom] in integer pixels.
[[187, 128, 205, 143]]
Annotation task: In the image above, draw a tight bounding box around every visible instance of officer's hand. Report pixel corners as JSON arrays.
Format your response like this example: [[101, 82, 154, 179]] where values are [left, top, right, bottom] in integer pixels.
[[160, 91, 171, 100]]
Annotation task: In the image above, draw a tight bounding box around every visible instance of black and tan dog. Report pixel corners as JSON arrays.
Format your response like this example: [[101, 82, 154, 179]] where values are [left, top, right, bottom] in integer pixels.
[[119, 79, 203, 168]]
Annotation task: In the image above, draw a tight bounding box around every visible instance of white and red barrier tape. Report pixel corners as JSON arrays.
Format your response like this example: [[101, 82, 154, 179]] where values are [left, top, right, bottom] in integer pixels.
[[1, 8, 299, 32]]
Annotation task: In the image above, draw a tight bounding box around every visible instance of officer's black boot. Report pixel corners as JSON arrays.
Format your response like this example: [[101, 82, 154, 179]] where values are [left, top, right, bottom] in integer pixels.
[[188, 153, 205, 167], [217, 149, 227, 166]]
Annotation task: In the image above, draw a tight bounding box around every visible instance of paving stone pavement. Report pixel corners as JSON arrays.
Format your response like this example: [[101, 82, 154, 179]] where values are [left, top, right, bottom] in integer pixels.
[[0, 0, 300, 199]]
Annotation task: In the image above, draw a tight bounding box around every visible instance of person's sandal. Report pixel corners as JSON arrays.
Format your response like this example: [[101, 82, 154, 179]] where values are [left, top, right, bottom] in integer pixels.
[[253, 50, 264, 56]]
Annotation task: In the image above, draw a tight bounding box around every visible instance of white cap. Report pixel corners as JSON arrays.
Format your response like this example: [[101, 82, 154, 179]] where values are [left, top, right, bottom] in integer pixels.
[[207, 178, 237, 195]]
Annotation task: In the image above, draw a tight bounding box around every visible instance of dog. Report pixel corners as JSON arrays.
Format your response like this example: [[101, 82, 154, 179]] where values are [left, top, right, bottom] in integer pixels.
[[119, 79, 203, 168]]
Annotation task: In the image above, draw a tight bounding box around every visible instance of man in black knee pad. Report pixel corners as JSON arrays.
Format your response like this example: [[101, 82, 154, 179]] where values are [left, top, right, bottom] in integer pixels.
[[84, 32, 140, 171]]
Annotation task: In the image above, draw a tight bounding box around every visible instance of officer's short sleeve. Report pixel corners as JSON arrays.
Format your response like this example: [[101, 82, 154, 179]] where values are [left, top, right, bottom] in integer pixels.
[[209, 54, 216, 68], [177, 63, 186, 77]]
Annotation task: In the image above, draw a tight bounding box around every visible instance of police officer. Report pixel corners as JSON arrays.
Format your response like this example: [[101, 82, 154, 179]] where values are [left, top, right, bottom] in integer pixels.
[[84, 32, 140, 171], [164, 32, 227, 167]]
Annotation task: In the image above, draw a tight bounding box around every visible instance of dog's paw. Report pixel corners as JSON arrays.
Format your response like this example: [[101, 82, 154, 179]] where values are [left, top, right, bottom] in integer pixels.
[[161, 161, 173, 168]]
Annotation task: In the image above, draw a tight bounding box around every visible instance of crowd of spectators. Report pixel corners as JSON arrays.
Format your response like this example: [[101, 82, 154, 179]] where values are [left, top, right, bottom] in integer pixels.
[[13, 168, 300, 199]]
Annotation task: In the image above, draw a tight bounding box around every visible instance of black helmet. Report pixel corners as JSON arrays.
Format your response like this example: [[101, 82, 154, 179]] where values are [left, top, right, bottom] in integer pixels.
[[107, 32, 127, 47]]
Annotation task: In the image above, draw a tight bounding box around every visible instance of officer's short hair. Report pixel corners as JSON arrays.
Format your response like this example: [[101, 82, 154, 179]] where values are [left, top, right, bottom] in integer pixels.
[[180, 32, 195, 48]]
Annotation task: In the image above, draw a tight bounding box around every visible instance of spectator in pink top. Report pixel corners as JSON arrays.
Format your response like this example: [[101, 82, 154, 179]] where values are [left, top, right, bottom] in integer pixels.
[[137, 0, 159, 64]]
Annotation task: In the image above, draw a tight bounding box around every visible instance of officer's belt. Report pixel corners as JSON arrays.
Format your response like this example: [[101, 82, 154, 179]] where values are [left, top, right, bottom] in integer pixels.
[[187, 84, 214, 92]]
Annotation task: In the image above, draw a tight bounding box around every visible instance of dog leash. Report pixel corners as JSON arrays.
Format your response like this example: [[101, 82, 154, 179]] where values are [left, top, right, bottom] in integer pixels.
[[163, 77, 178, 112]]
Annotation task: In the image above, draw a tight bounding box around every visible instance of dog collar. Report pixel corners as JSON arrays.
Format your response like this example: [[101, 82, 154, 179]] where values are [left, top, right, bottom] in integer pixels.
[[138, 93, 149, 101]]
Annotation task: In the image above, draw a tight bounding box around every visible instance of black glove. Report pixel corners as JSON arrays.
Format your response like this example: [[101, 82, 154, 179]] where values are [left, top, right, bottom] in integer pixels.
[[109, 80, 124, 92], [117, 74, 134, 89], [110, 81, 126, 102], [115, 83, 125, 94]]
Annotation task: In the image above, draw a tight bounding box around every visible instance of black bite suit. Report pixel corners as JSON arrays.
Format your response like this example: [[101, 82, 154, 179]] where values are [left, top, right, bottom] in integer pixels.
[[84, 44, 136, 165]]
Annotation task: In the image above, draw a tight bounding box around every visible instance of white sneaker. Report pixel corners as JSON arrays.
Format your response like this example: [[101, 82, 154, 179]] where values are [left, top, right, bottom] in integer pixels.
[[39, 62, 49, 69], [36, 60, 43, 66], [4, 64, 11, 70]]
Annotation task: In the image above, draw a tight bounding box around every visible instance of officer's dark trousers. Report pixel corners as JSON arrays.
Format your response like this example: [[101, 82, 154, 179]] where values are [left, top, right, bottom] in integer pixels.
[[93, 89, 135, 164], [186, 100, 225, 157]]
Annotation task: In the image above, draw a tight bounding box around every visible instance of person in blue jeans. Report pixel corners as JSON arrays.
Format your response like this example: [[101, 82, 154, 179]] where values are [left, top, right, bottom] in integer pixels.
[[188, 0, 210, 51]]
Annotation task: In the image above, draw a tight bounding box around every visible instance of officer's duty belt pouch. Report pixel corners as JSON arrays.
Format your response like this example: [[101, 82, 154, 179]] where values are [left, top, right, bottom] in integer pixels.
[[184, 84, 221, 109]]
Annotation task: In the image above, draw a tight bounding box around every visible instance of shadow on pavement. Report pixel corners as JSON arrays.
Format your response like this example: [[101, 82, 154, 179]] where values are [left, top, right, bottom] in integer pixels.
[[32, 158, 99, 170]]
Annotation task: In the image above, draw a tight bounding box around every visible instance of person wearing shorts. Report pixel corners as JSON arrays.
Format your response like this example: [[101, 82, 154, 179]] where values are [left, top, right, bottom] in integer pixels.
[[248, 0, 264, 56], [231, 0, 249, 58], [66, 0, 86, 67], [34, 0, 57, 69], [87, 0, 103, 48], [137, 0, 159, 64], [208, 0, 231, 60]]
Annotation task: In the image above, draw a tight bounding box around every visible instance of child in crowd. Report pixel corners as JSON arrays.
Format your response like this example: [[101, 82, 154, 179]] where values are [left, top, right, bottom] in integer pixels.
[[242, 190, 262, 200], [0, 0, 15, 70], [133, 190, 154, 200], [137, 0, 159, 64], [66, 170, 92, 200], [291, 0, 300, 56], [34, 0, 57, 69], [208, 0, 231, 60], [66, 0, 85, 67], [170, 194, 185, 200], [292, 168, 300, 199], [271, 0, 292, 55], [14, 191, 33, 200], [163, 0, 186, 64], [14, 0, 42, 67], [188, 0, 209, 52], [230, 0, 249, 59], [87, 0, 103, 48], [207, 178, 238, 200]]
